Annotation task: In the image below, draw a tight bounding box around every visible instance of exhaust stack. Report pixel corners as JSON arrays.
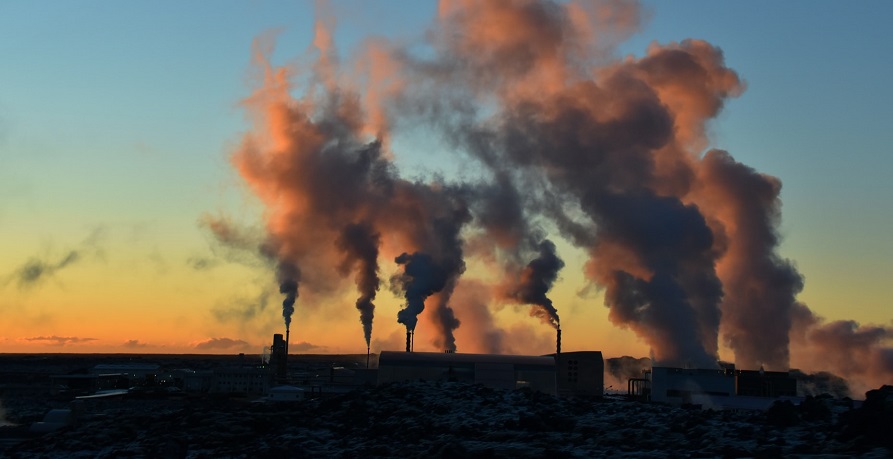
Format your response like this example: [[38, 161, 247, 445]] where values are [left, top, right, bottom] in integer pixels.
[[556, 327, 561, 355], [405, 330, 412, 352], [271, 333, 287, 382]]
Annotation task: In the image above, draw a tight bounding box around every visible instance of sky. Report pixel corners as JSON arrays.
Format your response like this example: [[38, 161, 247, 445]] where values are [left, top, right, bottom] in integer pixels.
[[1, 0, 891, 368]]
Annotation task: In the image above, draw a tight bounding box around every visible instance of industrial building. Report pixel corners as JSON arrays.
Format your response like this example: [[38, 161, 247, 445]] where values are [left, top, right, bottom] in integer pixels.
[[210, 366, 271, 395], [554, 351, 604, 398], [640, 365, 800, 409], [377, 350, 559, 395], [374, 349, 605, 397]]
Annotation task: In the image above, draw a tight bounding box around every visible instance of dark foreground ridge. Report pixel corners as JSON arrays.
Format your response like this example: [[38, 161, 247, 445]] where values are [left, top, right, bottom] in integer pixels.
[[2, 381, 891, 458]]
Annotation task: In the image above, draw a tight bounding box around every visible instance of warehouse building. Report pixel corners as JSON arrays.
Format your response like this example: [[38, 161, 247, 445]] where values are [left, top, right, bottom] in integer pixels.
[[378, 351, 558, 395]]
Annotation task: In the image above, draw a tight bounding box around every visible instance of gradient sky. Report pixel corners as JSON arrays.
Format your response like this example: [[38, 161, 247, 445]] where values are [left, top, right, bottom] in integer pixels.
[[1, 1, 890, 358]]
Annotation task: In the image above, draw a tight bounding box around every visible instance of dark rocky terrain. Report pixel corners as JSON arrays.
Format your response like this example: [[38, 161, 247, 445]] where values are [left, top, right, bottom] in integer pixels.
[[2, 381, 891, 458]]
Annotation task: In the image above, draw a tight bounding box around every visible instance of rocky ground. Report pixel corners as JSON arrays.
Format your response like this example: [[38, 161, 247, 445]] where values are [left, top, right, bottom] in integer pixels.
[[1, 382, 891, 458]]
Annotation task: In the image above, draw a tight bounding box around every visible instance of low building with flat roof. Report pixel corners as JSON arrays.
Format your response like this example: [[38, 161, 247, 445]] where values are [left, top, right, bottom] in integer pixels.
[[378, 351, 557, 395], [554, 351, 604, 398]]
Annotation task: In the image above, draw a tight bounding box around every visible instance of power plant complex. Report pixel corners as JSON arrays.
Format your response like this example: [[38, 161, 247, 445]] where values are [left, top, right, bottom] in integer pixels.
[[259, 328, 799, 410]]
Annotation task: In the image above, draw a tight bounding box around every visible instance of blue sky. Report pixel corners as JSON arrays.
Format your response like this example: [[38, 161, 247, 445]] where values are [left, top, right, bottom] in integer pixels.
[[0, 1, 890, 353]]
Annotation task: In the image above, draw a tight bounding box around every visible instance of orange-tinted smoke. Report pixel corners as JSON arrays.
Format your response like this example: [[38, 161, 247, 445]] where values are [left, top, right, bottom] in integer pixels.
[[223, 0, 892, 384], [233, 25, 473, 351], [692, 150, 800, 371], [790, 303, 893, 397]]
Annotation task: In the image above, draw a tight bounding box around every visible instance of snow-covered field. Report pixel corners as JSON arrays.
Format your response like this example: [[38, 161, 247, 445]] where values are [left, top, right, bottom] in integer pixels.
[[1, 381, 891, 458]]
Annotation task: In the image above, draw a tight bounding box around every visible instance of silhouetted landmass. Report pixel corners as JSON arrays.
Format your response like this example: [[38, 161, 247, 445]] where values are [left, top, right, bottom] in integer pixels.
[[1, 355, 890, 457]]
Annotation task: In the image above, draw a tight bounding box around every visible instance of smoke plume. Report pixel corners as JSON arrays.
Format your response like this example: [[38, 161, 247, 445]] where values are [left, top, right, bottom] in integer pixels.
[[605, 356, 652, 391], [5, 227, 106, 290], [505, 239, 565, 329], [277, 261, 300, 330], [336, 222, 381, 349], [692, 150, 804, 371], [221, 0, 892, 389], [790, 303, 893, 396]]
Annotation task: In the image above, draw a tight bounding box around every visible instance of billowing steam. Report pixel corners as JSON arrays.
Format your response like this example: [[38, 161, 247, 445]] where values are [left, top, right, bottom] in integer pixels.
[[219, 0, 892, 389]]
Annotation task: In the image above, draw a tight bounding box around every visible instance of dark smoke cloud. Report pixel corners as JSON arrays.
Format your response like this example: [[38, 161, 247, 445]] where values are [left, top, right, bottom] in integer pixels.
[[505, 239, 565, 329], [694, 149, 803, 371], [233, 39, 473, 347], [605, 356, 652, 391], [394, 5, 736, 366], [277, 261, 300, 330], [211, 290, 272, 323], [12, 251, 80, 288], [336, 222, 380, 349], [789, 369, 851, 399], [589, 193, 723, 367], [221, 0, 892, 389], [24, 336, 97, 346], [5, 227, 106, 290], [429, 280, 462, 351], [197, 214, 270, 269], [393, 252, 449, 333]]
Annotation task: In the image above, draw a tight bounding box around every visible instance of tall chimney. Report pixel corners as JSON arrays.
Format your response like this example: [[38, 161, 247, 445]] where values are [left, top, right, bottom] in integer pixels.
[[556, 327, 561, 355], [272, 333, 287, 382], [366, 345, 370, 368], [406, 330, 411, 352], [285, 325, 290, 356]]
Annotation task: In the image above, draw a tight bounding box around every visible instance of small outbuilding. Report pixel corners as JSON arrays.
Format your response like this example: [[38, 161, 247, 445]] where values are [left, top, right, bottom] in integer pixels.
[[554, 351, 604, 398]]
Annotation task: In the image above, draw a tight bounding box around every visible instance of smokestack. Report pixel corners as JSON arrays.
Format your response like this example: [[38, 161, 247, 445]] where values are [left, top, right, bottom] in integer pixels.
[[405, 330, 411, 352], [285, 325, 290, 356], [366, 345, 370, 369], [271, 333, 287, 382], [557, 327, 561, 355]]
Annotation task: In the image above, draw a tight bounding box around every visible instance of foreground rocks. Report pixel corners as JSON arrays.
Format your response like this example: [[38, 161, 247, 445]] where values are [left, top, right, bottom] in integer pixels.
[[2, 381, 891, 458]]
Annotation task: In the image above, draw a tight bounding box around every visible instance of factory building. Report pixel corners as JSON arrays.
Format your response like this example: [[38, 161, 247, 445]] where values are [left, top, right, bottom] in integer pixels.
[[554, 351, 604, 398], [736, 369, 797, 397], [210, 366, 271, 395], [378, 351, 558, 395], [645, 366, 800, 409], [650, 367, 737, 403]]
